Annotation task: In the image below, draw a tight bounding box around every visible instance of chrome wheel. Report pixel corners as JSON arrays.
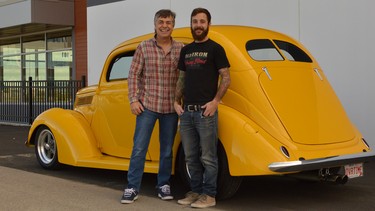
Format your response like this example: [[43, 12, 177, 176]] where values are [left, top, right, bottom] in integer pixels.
[[35, 126, 59, 169]]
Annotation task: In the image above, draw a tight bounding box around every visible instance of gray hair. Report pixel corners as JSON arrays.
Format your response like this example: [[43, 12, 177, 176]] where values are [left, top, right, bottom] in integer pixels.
[[154, 9, 176, 26]]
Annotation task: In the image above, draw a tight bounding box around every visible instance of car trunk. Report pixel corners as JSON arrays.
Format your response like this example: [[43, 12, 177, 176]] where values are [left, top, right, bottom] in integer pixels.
[[258, 63, 355, 145]]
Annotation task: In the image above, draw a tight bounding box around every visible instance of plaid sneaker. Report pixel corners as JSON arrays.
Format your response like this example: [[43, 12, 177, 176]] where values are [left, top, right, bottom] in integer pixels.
[[120, 188, 138, 204], [158, 184, 173, 200], [190, 194, 216, 208], [177, 191, 200, 205]]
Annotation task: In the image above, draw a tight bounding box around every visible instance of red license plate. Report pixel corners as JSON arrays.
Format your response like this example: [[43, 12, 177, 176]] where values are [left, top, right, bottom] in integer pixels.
[[345, 163, 363, 178]]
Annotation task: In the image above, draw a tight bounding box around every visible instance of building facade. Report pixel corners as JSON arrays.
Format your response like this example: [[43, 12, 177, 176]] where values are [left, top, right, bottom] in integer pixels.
[[0, 0, 87, 82]]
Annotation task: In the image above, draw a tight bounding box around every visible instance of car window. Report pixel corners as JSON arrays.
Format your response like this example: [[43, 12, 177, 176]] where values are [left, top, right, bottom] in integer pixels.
[[107, 51, 134, 81], [246, 39, 284, 61], [273, 40, 312, 63], [246, 39, 312, 63]]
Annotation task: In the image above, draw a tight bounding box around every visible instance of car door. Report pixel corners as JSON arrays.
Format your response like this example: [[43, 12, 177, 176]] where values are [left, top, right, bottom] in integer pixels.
[[91, 47, 153, 160]]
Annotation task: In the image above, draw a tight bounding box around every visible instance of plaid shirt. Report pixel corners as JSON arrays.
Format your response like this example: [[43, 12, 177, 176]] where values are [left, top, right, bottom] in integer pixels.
[[128, 37, 183, 113]]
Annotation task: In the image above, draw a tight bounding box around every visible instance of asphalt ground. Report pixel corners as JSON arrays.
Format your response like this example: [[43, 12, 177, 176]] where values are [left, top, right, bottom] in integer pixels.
[[1, 124, 375, 210]]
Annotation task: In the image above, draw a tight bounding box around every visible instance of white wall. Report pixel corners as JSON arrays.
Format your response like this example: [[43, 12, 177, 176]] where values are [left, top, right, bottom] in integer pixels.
[[299, 0, 375, 147], [87, 0, 375, 147], [87, 0, 300, 84], [87, 0, 172, 84]]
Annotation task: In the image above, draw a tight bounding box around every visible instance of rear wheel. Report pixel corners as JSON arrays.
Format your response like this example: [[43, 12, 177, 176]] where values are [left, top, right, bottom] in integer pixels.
[[216, 144, 243, 200], [177, 142, 243, 200], [35, 126, 60, 169]]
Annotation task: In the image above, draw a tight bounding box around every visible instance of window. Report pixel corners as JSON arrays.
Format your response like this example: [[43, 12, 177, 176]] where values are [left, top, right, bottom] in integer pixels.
[[246, 39, 313, 63], [0, 30, 72, 81], [107, 52, 134, 81], [273, 40, 312, 62], [47, 50, 72, 80], [47, 31, 72, 50], [2, 55, 21, 81], [0, 37, 21, 56], [23, 34, 45, 53], [24, 53, 46, 80], [246, 39, 284, 61]]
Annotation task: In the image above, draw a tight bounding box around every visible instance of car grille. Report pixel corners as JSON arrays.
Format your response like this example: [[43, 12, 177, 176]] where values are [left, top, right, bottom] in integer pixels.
[[75, 95, 93, 106]]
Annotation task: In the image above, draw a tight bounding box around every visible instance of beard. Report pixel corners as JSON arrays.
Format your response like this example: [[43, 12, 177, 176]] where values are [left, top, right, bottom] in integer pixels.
[[191, 26, 209, 41]]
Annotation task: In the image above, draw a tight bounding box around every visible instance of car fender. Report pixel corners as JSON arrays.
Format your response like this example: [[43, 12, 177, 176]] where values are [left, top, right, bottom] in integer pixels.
[[28, 108, 101, 166], [218, 105, 288, 176]]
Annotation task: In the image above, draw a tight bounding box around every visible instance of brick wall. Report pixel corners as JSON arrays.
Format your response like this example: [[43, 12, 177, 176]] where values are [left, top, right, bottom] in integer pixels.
[[74, 0, 87, 84]]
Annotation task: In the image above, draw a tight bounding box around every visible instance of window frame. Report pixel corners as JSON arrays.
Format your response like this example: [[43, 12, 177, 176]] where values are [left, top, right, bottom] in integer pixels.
[[106, 51, 135, 82]]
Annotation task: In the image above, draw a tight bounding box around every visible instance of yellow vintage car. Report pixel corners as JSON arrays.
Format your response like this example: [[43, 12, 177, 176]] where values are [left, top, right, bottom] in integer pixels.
[[26, 25, 375, 199]]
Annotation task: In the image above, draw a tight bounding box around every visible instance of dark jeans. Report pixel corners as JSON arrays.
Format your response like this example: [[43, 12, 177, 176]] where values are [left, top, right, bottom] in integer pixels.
[[180, 110, 218, 197]]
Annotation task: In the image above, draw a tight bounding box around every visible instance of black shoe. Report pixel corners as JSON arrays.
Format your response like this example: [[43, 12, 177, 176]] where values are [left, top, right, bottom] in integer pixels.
[[120, 188, 138, 204], [158, 184, 173, 200]]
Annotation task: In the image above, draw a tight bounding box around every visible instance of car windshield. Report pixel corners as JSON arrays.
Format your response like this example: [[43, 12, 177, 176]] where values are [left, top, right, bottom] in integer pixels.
[[246, 39, 312, 63]]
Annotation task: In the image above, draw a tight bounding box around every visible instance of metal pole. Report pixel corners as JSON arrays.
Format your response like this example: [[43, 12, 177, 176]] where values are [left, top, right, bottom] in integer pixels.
[[28, 77, 33, 125]]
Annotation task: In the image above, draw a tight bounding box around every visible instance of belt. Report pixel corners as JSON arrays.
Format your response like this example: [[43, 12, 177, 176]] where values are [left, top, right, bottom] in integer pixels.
[[185, 104, 203, 112]]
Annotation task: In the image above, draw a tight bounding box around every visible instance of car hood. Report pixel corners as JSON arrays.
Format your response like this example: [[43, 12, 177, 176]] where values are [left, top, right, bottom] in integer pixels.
[[259, 64, 355, 145], [76, 85, 98, 95]]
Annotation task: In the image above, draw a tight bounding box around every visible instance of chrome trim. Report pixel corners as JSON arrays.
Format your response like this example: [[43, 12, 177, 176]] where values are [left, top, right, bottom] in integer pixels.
[[262, 67, 272, 80], [269, 151, 375, 172], [362, 138, 370, 149], [314, 68, 323, 81], [280, 146, 290, 159]]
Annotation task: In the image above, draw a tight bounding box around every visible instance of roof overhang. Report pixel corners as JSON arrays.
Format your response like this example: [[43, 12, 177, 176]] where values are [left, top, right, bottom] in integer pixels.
[[0, 0, 74, 38]]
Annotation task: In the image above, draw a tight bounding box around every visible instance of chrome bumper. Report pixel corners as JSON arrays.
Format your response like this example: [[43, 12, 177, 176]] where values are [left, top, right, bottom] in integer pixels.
[[269, 151, 375, 173]]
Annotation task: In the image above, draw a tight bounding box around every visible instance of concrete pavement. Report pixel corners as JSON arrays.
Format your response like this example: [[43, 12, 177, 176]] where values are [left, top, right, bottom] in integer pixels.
[[0, 166, 217, 211], [1, 124, 375, 210], [0, 124, 218, 210]]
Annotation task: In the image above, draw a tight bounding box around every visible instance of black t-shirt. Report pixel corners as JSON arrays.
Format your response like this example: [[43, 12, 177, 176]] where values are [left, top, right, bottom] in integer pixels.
[[178, 39, 230, 105]]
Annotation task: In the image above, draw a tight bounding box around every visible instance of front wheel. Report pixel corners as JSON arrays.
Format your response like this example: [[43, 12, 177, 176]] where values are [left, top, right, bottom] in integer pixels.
[[177, 142, 243, 200], [35, 125, 60, 169]]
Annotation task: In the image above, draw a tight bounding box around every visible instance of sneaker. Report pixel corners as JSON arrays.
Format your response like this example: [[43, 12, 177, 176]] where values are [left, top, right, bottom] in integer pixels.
[[120, 188, 138, 204], [158, 184, 174, 200], [190, 194, 216, 208], [177, 191, 200, 205]]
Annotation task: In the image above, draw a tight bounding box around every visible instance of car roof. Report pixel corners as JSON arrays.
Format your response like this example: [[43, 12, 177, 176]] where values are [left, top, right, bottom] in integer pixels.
[[112, 25, 316, 72], [115, 25, 295, 48]]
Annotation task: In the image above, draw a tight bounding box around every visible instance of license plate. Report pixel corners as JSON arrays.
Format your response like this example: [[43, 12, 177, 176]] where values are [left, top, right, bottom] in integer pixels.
[[345, 163, 363, 178]]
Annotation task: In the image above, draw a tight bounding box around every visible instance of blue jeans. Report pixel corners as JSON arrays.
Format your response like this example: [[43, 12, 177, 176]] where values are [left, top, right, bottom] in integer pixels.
[[127, 109, 178, 191], [180, 110, 218, 197]]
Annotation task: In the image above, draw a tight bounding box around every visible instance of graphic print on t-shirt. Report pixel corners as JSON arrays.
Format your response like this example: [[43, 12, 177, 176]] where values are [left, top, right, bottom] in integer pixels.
[[184, 51, 208, 69]]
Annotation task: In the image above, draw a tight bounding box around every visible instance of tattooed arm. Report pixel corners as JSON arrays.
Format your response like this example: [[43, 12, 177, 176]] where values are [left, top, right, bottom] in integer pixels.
[[215, 67, 231, 102], [202, 67, 231, 116]]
